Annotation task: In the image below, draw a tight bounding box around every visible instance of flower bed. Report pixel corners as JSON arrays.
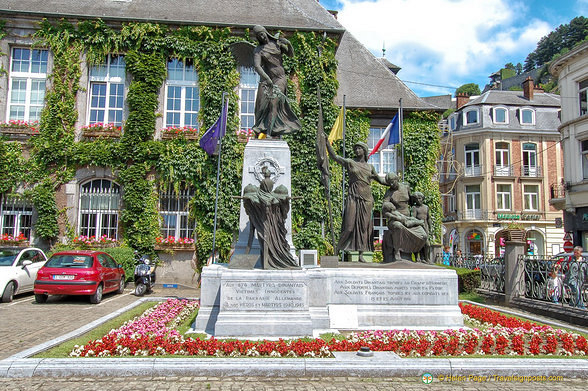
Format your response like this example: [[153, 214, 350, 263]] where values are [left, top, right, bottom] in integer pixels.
[[69, 300, 588, 358]]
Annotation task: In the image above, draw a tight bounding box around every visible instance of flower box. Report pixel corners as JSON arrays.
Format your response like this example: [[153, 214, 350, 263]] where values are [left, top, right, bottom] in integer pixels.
[[0, 121, 39, 140], [0, 240, 29, 247], [160, 127, 199, 140], [155, 243, 195, 251], [80, 124, 122, 139], [72, 235, 119, 248]]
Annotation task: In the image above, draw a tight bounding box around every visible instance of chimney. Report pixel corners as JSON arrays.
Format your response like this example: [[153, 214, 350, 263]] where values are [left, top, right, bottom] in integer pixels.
[[523, 77, 534, 100], [456, 93, 469, 110]]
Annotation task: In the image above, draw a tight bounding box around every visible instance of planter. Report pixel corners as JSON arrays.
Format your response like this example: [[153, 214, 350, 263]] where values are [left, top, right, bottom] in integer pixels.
[[0, 126, 38, 139], [237, 135, 250, 144], [506, 229, 526, 242], [155, 244, 195, 251], [0, 241, 29, 247], [81, 130, 121, 139], [161, 132, 199, 140]]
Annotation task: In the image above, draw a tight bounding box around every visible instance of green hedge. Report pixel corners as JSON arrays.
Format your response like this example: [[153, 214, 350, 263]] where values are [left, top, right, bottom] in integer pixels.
[[438, 265, 481, 293]]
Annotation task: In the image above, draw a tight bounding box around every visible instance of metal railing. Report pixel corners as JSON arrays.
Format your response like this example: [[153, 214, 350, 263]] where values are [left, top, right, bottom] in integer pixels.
[[436, 254, 505, 293], [464, 165, 482, 177], [457, 209, 492, 220], [494, 165, 514, 177], [521, 165, 542, 177], [550, 183, 566, 199], [523, 255, 587, 308]]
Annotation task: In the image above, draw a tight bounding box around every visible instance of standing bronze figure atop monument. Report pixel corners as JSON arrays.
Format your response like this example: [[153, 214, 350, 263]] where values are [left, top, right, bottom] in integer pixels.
[[325, 138, 387, 262], [250, 25, 301, 137]]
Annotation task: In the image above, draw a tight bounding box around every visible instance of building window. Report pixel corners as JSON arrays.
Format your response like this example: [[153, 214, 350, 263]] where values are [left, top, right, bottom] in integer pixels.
[[579, 79, 588, 116], [463, 109, 479, 125], [78, 179, 121, 239], [158, 186, 195, 239], [165, 59, 199, 129], [582, 139, 588, 180], [239, 66, 259, 131], [522, 142, 539, 176], [523, 184, 539, 211], [372, 211, 387, 243], [519, 108, 535, 125], [368, 127, 397, 175], [496, 184, 511, 210], [449, 115, 456, 130], [465, 185, 481, 219], [0, 195, 33, 240], [495, 142, 510, 176], [448, 188, 456, 213], [7, 47, 48, 122], [89, 55, 126, 127], [493, 107, 508, 124], [464, 143, 480, 176]]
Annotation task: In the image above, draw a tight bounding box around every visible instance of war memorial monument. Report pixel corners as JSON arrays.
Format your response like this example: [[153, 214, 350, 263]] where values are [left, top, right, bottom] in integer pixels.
[[194, 26, 462, 338]]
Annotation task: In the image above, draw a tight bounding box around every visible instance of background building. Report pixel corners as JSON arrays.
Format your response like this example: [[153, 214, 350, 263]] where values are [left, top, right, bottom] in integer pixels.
[[440, 78, 564, 256]]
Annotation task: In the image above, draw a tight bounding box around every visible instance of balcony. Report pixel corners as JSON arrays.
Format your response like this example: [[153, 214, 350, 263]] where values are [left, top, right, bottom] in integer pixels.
[[464, 165, 482, 177], [549, 183, 566, 210], [493, 164, 514, 177], [458, 209, 491, 220], [521, 165, 542, 178]]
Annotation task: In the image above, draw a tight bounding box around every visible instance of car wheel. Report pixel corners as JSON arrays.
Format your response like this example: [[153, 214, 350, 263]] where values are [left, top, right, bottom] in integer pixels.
[[117, 277, 125, 294], [90, 284, 103, 304], [135, 283, 147, 296], [1, 282, 16, 303], [35, 293, 48, 303]]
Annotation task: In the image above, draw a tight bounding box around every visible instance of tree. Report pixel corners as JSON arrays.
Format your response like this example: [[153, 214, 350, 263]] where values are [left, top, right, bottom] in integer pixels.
[[524, 16, 588, 72], [455, 83, 480, 96]]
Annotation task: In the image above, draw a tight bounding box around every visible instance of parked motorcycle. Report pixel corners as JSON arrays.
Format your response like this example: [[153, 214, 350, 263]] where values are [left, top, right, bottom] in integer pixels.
[[133, 251, 158, 296]]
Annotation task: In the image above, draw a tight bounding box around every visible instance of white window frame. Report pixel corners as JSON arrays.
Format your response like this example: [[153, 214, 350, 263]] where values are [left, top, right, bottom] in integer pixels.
[[463, 108, 479, 126], [372, 211, 387, 243], [238, 66, 259, 132], [448, 188, 456, 213], [523, 184, 539, 211], [522, 142, 538, 176], [0, 195, 33, 240], [164, 58, 200, 129], [495, 141, 510, 176], [465, 185, 481, 219], [367, 126, 397, 175], [78, 179, 121, 240], [496, 184, 512, 211], [6, 47, 48, 122], [581, 139, 588, 180], [519, 108, 535, 125], [579, 79, 588, 117], [158, 186, 195, 240], [88, 55, 126, 127], [492, 107, 509, 124], [464, 143, 480, 176]]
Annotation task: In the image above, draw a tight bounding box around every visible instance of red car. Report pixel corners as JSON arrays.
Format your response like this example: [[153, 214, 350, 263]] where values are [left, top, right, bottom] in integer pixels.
[[34, 250, 125, 304]]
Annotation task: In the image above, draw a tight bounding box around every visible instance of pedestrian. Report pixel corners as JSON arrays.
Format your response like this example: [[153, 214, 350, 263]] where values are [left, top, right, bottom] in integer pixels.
[[442, 246, 451, 265], [547, 264, 562, 303], [564, 246, 586, 309]]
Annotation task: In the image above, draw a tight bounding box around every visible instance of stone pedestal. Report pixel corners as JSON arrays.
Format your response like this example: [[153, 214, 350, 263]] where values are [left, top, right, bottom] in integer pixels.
[[232, 140, 295, 268], [193, 264, 462, 337], [504, 240, 526, 305]]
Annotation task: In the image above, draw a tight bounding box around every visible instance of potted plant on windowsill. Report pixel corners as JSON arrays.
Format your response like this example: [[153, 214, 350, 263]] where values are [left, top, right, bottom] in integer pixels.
[[504, 221, 526, 242], [80, 123, 122, 139], [154, 236, 195, 251], [72, 235, 119, 249], [236, 128, 254, 144], [0, 120, 39, 138], [0, 233, 29, 247], [160, 126, 199, 140]]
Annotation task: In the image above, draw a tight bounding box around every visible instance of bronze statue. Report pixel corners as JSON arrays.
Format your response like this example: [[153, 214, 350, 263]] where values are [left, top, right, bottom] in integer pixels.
[[325, 139, 386, 262], [381, 173, 429, 262], [410, 191, 432, 263], [241, 166, 299, 269], [251, 25, 301, 137]]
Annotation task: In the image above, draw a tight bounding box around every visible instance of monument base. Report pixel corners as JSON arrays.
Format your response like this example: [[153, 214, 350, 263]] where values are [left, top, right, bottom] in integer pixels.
[[193, 263, 463, 338]]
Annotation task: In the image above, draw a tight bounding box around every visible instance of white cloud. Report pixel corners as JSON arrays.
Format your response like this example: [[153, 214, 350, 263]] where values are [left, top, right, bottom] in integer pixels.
[[336, 0, 552, 95]]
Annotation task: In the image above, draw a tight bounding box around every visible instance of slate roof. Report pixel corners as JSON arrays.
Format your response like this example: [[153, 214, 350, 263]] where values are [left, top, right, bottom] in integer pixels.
[[0, 0, 344, 32], [421, 95, 453, 111], [464, 90, 561, 108], [334, 32, 435, 111]]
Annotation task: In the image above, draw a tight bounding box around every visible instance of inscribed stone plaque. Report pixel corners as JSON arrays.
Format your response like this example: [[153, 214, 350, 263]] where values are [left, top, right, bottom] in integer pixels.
[[221, 280, 307, 311], [331, 277, 451, 305]]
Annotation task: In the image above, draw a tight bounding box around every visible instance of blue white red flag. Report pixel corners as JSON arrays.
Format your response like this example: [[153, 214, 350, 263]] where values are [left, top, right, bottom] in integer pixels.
[[199, 98, 228, 156], [368, 114, 400, 156]]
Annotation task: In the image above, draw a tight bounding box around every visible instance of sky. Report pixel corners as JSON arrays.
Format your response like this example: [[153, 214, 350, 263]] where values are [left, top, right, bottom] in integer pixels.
[[318, 0, 587, 97]]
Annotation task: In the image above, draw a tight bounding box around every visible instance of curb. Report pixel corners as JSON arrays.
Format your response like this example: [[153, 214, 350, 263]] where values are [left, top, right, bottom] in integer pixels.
[[1, 297, 587, 378]]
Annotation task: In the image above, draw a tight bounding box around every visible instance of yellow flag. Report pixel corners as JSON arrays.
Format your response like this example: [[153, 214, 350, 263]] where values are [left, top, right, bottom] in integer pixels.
[[328, 107, 344, 144]]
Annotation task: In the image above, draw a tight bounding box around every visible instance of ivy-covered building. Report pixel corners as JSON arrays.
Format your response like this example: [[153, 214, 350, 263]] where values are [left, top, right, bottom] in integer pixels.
[[0, 0, 439, 283]]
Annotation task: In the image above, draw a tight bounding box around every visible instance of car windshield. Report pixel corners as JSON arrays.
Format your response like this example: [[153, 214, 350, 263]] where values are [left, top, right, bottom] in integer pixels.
[[46, 254, 93, 268], [0, 249, 21, 266]]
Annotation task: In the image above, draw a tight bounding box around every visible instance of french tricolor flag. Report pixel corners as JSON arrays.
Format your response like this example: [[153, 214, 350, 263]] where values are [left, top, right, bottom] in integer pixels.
[[369, 115, 400, 156]]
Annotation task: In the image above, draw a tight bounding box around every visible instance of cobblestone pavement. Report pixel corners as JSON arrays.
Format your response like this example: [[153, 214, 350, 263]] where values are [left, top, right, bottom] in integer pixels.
[[0, 285, 199, 360], [1, 376, 587, 391]]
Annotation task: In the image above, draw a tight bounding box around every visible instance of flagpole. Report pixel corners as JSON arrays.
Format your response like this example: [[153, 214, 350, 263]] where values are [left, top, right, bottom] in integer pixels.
[[342, 95, 346, 214], [211, 92, 227, 264], [399, 98, 404, 180]]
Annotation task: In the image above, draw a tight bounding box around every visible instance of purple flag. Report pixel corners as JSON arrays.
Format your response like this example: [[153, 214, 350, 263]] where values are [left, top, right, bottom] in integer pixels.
[[199, 98, 228, 156]]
